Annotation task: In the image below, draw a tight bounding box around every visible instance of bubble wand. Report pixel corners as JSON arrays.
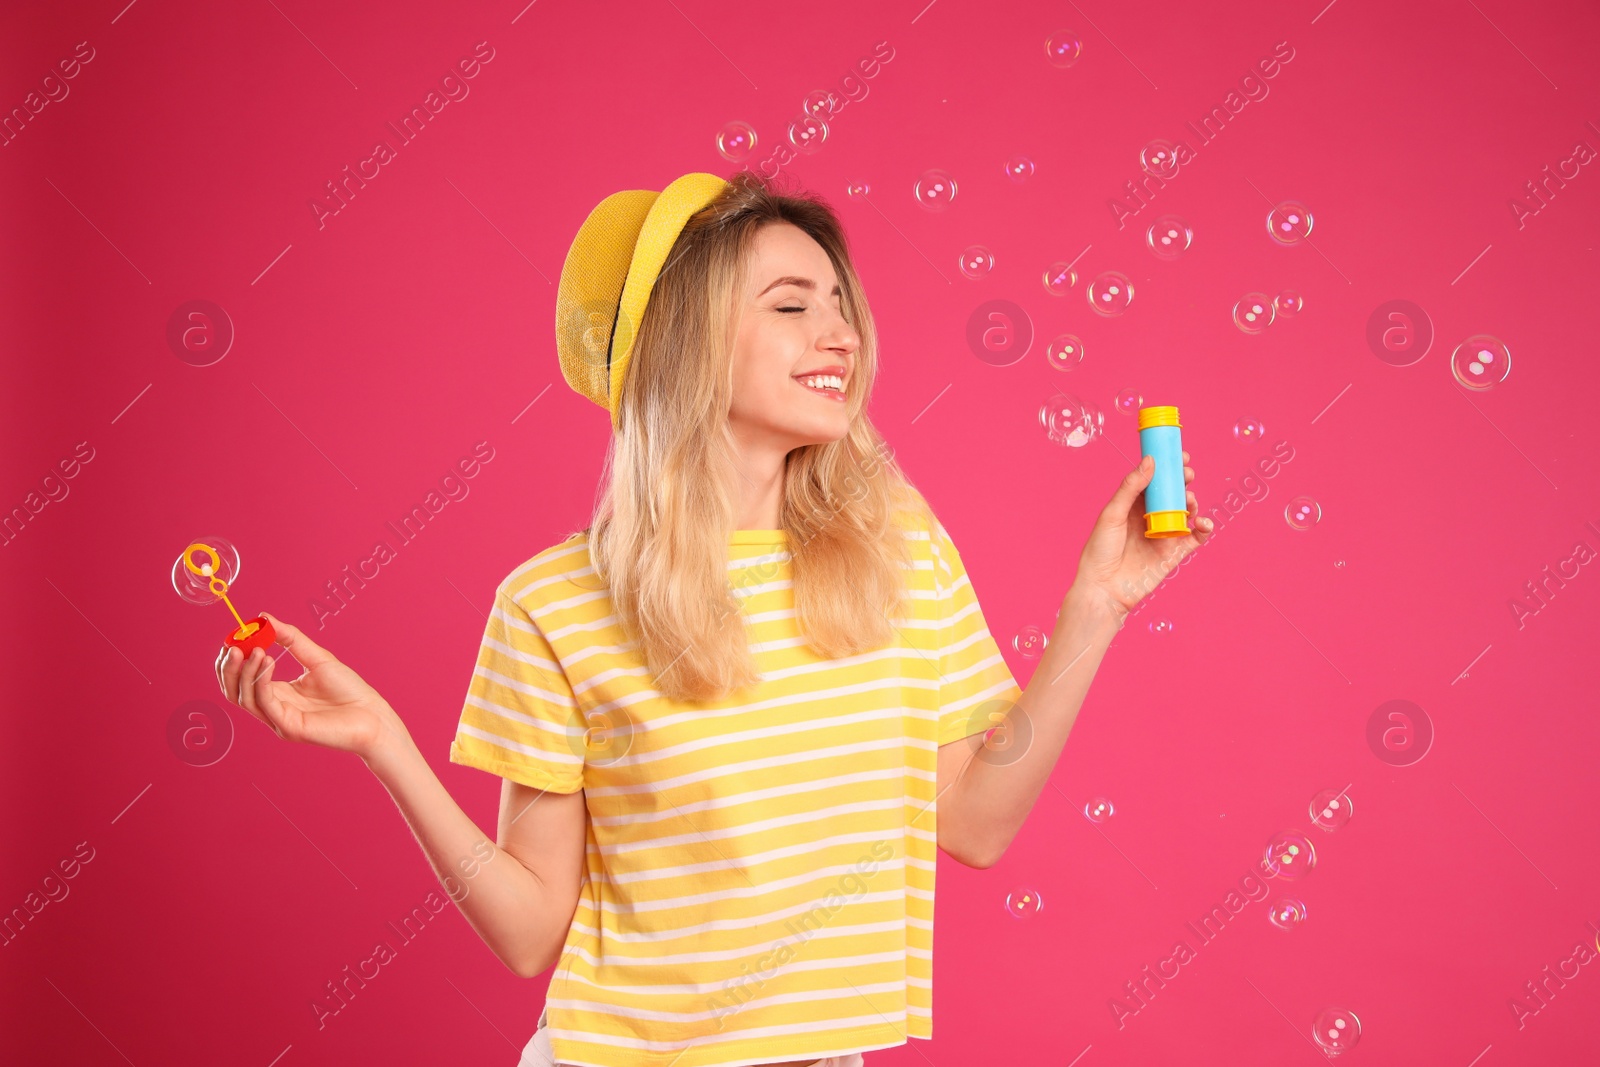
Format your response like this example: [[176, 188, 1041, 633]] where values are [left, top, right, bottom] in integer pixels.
[[181, 540, 277, 656]]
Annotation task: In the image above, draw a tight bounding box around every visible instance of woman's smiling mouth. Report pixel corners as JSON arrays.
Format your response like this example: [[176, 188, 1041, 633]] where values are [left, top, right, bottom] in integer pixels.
[[793, 368, 848, 400]]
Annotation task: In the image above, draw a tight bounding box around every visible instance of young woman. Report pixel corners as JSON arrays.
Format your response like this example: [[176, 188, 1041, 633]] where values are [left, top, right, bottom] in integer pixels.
[[215, 170, 1211, 1067]]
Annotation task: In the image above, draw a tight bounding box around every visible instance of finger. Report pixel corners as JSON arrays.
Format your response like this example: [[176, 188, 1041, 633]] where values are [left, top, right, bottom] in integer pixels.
[[219, 646, 244, 705], [237, 647, 267, 717], [224, 659, 267, 734], [214, 645, 230, 696], [1186, 489, 1214, 539], [223, 648, 273, 732], [1105, 455, 1155, 519], [260, 612, 335, 670], [1182, 450, 1190, 463], [254, 655, 289, 740], [1184, 464, 1194, 484]]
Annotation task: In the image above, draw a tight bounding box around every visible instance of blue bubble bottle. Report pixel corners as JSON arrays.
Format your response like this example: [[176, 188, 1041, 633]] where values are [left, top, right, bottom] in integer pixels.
[[1138, 405, 1190, 538]]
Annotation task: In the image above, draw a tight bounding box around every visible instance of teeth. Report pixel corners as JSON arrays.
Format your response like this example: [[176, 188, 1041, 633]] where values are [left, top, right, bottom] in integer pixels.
[[798, 375, 843, 391]]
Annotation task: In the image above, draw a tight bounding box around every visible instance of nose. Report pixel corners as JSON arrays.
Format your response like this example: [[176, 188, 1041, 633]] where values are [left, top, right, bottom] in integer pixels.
[[823, 311, 859, 356]]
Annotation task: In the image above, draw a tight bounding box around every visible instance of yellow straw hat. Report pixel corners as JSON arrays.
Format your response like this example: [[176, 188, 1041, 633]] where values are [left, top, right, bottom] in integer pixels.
[[555, 172, 733, 431]]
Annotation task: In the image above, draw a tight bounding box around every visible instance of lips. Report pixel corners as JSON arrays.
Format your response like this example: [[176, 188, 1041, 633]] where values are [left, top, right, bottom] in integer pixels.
[[794, 376, 847, 401], [793, 364, 847, 380]]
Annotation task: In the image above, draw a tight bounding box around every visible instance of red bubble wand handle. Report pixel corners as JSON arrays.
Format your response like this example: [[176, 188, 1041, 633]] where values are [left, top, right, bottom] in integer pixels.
[[183, 541, 276, 655]]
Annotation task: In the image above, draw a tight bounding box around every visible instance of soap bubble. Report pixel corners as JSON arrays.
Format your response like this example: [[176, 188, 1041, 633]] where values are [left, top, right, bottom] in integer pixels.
[[1114, 388, 1143, 415], [1140, 139, 1179, 178], [1044, 32, 1082, 67], [1086, 270, 1134, 317], [1148, 618, 1174, 634], [1013, 625, 1048, 658], [787, 115, 828, 154], [1084, 797, 1115, 823], [1263, 831, 1317, 881], [1267, 200, 1314, 245], [801, 90, 833, 118], [1146, 215, 1192, 260], [959, 245, 996, 279], [1275, 290, 1305, 317], [1285, 496, 1321, 531], [1311, 1007, 1362, 1057], [173, 536, 241, 606], [1046, 334, 1085, 371], [1004, 155, 1035, 182], [1005, 886, 1044, 918], [1450, 333, 1511, 391], [1040, 394, 1104, 447], [846, 180, 871, 198], [1233, 292, 1275, 334], [1233, 416, 1266, 441], [1310, 787, 1353, 832], [715, 120, 757, 162], [1042, 262, 1078, 296], [1268, 898, 1307, 930], [914, 168, 957, 211]]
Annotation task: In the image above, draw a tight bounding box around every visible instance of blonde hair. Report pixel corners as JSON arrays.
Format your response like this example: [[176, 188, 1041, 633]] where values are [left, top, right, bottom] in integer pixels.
[[573, 170, 935, 704]]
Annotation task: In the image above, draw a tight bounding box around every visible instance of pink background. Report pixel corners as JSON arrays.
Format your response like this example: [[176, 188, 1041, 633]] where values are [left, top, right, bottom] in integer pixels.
[[4, 0, 1599, 1064]]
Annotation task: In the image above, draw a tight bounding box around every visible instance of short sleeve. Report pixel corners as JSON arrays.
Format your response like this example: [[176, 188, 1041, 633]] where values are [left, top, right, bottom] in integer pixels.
[[448, 583, 586, 793], [931, 522, 1025, 746]]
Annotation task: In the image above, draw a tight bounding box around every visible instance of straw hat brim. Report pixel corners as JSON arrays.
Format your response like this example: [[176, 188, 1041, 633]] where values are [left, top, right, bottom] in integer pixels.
[[555, 172, 732, 431]]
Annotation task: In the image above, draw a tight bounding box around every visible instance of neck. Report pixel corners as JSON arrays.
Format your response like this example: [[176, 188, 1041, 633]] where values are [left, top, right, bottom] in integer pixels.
[[731, 437, 787, 529]]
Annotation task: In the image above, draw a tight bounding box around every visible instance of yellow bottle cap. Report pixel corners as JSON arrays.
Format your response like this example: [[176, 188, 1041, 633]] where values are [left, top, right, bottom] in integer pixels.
[[1138, 405, 1182, 431], [1145, 510, 1191, 538]]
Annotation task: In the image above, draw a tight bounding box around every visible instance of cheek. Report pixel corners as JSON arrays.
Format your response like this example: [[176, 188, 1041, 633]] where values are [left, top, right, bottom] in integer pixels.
[[728, 339, 762, 403], [732, 323, 782, 385], [730, 358, 786, 416], [758, 371, 794, 412], [740, 334, 793, 397]]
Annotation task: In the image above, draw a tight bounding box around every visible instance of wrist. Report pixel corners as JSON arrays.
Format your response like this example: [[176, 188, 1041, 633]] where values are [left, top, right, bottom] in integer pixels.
[[1063, 579, 1128, 632], [360, 711, 419, 777]]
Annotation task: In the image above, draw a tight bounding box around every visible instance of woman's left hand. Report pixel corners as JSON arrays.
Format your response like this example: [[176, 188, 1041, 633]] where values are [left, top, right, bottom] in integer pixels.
[[1071, 449, 1213, 618]]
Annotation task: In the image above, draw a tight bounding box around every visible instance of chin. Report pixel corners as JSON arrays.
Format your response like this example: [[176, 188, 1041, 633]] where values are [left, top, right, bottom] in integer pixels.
[[785, 421, 849, 448]]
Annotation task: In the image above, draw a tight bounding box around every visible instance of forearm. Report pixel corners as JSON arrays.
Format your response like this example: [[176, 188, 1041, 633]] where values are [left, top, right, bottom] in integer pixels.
[[361, 726, 563, 978], [944, 583, 1124, 868]]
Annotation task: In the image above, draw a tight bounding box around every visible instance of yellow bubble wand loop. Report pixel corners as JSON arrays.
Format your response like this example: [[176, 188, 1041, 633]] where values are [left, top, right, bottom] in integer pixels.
[[184, 542, 258, 641]]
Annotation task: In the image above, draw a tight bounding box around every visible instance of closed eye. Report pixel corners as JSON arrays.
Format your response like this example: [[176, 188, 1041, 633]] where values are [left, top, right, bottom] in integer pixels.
[[777, 306, 805, 313]]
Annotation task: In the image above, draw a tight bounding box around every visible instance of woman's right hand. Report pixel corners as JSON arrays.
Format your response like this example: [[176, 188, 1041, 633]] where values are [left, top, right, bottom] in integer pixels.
[[215, 611, 410, 760]]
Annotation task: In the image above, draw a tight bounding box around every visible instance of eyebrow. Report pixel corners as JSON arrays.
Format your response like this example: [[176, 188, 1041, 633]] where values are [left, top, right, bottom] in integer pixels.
[[758, 275, 842, 298]]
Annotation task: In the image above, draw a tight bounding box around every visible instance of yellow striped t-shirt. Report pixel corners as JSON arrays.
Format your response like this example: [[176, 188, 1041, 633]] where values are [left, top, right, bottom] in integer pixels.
[[448, 512, 1024, 1067]]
